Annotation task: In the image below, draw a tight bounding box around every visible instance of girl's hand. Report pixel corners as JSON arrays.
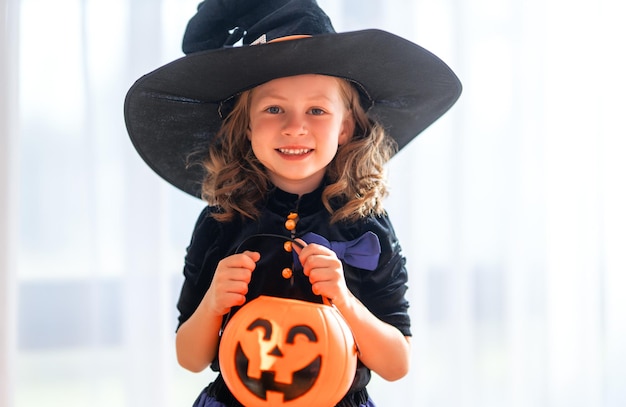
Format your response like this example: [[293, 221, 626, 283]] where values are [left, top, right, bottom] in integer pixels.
[[294, 240, 411, 381], [294, 241, 351, 306], [203, 251, 260, 316]]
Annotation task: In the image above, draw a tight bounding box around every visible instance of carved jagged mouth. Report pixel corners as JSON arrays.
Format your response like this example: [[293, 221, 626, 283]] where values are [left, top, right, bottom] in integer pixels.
[[235, 343, 322, 401]]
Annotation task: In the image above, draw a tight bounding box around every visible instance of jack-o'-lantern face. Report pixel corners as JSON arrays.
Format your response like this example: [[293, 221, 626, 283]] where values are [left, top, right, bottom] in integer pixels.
[[219, 296, 357, 407], [236, 318, 322, 400]]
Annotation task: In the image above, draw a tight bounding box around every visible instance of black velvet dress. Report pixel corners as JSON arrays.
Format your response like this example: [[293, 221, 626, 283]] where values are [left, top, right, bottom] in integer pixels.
[[177, 184, 411, 407]]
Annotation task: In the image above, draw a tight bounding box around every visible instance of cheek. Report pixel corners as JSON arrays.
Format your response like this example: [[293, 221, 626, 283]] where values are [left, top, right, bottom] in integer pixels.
[[246, 128, 264, 156], [248, 137, 266, 162], [247, 120, 274, 147]]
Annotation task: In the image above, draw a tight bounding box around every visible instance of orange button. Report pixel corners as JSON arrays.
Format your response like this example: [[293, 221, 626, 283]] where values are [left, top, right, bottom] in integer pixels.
[[282, 268, 293, 279], [285, 219, 296, 231]]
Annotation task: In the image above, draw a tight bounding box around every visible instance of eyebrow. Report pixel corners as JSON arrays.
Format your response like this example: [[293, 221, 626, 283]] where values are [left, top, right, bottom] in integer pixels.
[[255, 92, 337, 103]]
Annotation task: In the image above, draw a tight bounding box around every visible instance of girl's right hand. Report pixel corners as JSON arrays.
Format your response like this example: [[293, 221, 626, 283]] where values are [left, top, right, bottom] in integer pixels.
[[203, 250, 260, 316]]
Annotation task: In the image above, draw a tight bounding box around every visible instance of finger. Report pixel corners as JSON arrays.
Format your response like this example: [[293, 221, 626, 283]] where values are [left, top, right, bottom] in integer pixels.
[[214, 283, 247, 299], [307, 265, 338, 286], [242, 250, 261, 263], [219, 292, 247, 310], [221, 251, 260, 271], [310, 280, 333, 299], [292, 239, 311, 275], [311, 282, 321, 296], [296, 241, 328, 266], [214, 266, 253, 284], [292, 239, 307, 256], [207, 282, 248, 315], [302, 253, 340, 273]]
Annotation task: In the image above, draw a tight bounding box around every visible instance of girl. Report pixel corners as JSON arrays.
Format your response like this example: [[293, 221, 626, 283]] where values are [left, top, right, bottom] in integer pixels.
[[124, 1, 461, 406]]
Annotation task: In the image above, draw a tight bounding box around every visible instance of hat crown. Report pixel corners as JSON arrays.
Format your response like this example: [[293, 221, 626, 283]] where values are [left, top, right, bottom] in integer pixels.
[[182, 0, 335, 54]]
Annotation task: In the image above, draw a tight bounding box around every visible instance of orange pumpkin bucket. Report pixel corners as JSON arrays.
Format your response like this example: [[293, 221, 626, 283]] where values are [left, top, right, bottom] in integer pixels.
[[219, 295, 358, 406]]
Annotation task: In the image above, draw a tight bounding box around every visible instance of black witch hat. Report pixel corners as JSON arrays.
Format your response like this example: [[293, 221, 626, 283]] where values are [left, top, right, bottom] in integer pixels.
[[124, 0, 462, 198]]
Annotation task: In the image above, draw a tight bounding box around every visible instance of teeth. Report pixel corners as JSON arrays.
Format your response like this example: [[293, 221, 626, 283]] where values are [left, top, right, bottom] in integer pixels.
[[278, 148, 310, 155]]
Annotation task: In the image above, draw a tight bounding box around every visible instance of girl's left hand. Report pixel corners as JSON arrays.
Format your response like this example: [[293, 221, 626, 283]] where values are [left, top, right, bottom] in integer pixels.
[[295, 240, 411, 382], [294, 240, 351, 306]]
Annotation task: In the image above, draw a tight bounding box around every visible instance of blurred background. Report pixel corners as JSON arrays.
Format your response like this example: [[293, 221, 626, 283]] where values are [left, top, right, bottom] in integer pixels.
[[2, 0, 625, 406]]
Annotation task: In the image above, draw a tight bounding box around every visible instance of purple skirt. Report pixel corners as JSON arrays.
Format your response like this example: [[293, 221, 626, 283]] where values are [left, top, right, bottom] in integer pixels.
[[192, 391, 226, 407], [193, 390, 377, 407]]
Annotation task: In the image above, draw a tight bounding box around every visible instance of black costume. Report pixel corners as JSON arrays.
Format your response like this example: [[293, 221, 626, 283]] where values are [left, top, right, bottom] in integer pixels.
[[123, 1, 459, 405], [176, 184, 411, 406]]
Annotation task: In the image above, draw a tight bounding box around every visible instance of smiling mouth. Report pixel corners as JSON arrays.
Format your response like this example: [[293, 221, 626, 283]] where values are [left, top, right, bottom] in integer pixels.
[[277, 148, 312, 155], [235, 343, 321, 401]]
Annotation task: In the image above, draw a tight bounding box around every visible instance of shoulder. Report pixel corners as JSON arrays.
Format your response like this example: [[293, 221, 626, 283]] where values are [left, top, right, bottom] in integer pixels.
[[187, 206, 222, 247], [183, 206, 230, 284], [339, 211, 400, 250]]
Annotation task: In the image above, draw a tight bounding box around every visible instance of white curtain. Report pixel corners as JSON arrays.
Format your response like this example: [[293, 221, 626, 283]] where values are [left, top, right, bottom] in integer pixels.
[[2, 0, 625, 406]]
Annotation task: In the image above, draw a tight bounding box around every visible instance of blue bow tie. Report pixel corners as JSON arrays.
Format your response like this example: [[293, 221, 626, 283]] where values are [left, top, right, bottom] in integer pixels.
[[293, 231, 381, 271]]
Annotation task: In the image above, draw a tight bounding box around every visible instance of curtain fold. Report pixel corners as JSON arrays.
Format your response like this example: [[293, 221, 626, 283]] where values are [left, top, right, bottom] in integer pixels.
[[1, 1, 20, 407]]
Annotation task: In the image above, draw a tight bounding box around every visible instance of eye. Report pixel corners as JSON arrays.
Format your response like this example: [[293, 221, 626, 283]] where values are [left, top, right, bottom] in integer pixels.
[[247, 318, 273, 340], [308, 108, 326, 116], [265, 106, 282, 114], [286, 325, 318, 344]]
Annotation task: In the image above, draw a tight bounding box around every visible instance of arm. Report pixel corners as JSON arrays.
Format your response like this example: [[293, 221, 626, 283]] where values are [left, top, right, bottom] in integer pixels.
[[332, 293, 411, 381], [176, 251, 260, 372], [295, 243, 411, 381], [176, 296, 223, 372]]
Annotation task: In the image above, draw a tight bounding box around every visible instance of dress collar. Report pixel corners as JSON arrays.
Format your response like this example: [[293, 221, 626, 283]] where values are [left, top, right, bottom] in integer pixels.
[[265, 183, 326, 216]]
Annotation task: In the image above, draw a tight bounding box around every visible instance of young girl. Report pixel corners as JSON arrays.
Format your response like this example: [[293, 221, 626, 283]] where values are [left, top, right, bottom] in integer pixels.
[[124, 1, 461, 406]]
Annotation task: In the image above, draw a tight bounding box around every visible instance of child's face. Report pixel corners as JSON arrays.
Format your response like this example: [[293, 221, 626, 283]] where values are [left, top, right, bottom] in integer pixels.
[[247, 74, 353, 195]]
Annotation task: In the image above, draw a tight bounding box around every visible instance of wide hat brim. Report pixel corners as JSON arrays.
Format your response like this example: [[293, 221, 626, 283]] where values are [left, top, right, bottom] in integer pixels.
[[124, 29, 462, 198]]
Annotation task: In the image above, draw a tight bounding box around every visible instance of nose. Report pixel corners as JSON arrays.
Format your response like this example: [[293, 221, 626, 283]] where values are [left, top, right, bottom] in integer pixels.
[[268, 345, 283, 357], [282, 112, 307, 136]]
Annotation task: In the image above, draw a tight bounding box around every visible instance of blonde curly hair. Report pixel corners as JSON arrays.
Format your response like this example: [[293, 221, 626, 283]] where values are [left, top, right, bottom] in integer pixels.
[[201, 77, 396, 223]]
